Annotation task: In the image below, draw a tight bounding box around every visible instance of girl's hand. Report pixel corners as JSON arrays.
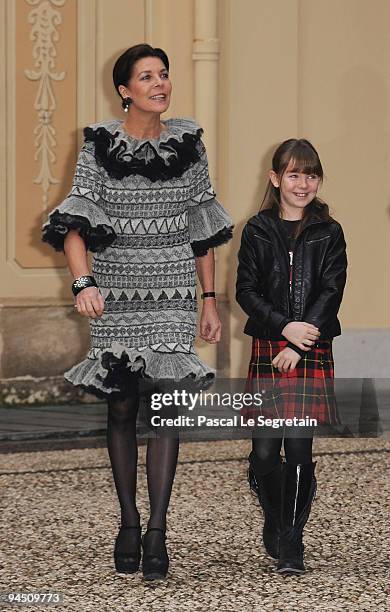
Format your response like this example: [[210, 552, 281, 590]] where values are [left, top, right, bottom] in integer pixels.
[[74, 286, 104, 319], [199, 300, 221, 344], [281, 321, 320, 351], [272, 347, 301, 373]]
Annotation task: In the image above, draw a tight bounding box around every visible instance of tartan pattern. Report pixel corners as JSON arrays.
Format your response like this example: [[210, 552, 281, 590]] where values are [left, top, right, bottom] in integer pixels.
[[244, 338, 340, 425]]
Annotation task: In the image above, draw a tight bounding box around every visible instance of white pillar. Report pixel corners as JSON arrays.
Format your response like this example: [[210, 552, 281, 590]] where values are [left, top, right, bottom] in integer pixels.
[[193, 0, 220, 370], [193, 0, 219, 184]]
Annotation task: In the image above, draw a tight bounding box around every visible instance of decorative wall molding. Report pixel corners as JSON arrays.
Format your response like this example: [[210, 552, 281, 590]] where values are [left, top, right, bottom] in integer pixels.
[[24, 0, 66, 212], [0, 0, 73, 292]]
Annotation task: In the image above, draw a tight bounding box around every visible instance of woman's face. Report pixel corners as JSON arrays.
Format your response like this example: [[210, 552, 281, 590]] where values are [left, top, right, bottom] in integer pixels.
[[270, 159, 321, 214], [120, 56, 172, 114]]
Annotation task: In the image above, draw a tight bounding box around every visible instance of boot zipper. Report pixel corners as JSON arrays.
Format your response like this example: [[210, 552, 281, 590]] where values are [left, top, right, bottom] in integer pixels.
[[292, 465, 301, 526]]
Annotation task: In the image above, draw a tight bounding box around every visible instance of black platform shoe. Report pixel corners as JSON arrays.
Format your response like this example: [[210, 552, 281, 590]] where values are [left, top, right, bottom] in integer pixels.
[[248, 453, 283, 559], [142, 528, 169, 581], [114, 525, 142, 574], [277, 462, 317, 575]]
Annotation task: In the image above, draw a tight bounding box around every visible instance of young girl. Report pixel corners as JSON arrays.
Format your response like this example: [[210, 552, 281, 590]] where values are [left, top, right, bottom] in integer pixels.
[[236, 139, 347, 574]]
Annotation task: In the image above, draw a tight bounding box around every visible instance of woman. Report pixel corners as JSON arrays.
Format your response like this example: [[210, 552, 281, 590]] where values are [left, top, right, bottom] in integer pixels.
[[42, 44, 233, 580], [236, 138, 347, 574]]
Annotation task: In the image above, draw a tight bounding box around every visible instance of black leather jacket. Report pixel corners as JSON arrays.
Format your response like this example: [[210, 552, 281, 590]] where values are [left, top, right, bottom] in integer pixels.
[[236, 206, 347, 343]]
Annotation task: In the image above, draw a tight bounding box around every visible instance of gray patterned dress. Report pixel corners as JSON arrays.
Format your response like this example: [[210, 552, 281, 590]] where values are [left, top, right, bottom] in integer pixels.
[[42, 118, 233, 398]]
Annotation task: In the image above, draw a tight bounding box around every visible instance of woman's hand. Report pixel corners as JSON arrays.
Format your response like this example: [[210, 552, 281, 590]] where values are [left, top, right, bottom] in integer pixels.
[[281, 321, 320, 351], [199, 300, 221, 343], [74, 286, 105, 319], [272, 347, 301, 373]]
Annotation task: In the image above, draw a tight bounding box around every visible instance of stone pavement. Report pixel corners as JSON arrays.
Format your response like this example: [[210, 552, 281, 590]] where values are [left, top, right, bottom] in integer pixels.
[[0, 403, 107, 451], [0, 437, 389, 612]]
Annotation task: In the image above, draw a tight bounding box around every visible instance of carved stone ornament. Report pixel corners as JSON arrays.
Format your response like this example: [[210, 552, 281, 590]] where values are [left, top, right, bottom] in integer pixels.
[[24, 0, 66, 210]]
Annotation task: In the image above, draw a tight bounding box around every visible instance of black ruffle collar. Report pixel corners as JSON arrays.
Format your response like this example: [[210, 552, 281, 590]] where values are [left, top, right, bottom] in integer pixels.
[[84, 118, 203, 182]]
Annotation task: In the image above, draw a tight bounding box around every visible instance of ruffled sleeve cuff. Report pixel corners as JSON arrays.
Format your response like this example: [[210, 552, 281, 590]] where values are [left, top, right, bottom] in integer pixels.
[[42, 196, 117, 253], [188, 197, 234, 257]]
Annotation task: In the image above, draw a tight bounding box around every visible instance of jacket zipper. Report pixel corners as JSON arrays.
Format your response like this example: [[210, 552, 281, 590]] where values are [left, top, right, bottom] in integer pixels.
[[287, 238, 298, 319], [289, 232, 305, 320], [288, 250, 293, 318], [290, 240, 298, 319], [306, 235, 330, 244]]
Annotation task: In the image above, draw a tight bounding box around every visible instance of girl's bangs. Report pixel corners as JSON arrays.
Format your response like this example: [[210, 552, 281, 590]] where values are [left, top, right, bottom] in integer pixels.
[[284, 151, 323, 177]]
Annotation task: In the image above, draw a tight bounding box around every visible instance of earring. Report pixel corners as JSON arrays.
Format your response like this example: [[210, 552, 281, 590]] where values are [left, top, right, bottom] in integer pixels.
[[122, 97, 132, 112]]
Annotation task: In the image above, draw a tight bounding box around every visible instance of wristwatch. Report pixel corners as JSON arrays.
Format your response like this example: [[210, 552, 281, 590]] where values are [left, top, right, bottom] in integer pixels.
[[201, 292, 216, 299]]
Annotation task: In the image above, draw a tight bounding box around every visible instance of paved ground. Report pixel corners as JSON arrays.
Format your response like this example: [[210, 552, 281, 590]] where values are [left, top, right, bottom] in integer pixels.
[[1, 437, 389, 612], [0, 403, 107, 443], [1, 380, 387, 454]]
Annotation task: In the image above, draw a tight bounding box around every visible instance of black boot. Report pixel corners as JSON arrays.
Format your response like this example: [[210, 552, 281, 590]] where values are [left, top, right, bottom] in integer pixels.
[[248, 452, 283, 559], [277, 462, 317, 575]]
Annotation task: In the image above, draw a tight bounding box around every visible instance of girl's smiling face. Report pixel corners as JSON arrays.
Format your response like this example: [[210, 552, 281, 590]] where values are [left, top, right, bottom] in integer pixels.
[[119, 56, 172, 114], [270, 159, 321, 218]]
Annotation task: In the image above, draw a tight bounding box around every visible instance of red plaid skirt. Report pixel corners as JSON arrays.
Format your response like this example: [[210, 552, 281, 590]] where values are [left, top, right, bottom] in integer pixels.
[[243, 338, 340, 425]]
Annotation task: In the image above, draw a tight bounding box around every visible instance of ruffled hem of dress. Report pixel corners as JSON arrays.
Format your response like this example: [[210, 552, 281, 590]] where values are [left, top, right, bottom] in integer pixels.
[[191, 226, 234, 257], [42, 210, 117, 253], [188, 197, 234, 256], [83, 118, 204, 182], [64, 342, 215, 399]]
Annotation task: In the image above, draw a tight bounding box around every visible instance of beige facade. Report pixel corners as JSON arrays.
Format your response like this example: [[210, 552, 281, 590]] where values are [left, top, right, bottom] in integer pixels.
[[1, 0, 389, 402]]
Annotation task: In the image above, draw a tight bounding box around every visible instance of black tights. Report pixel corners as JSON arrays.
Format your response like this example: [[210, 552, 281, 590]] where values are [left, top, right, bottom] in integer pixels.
[[106, 391, 179, 532], [251, 427, 314, 475]]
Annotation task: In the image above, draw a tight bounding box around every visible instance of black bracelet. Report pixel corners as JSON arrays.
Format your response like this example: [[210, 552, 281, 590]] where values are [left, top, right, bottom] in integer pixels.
[[72, 275, 98, 296], [201, 291, 216, 299]]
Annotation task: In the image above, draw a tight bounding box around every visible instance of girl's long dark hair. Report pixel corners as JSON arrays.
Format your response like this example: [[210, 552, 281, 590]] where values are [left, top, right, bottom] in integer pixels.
[[261, 139, 333, 234]]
